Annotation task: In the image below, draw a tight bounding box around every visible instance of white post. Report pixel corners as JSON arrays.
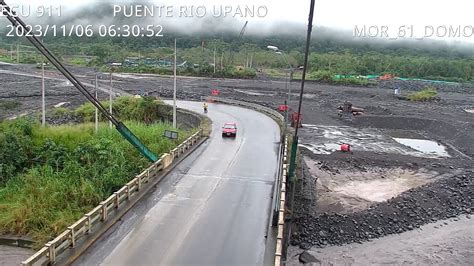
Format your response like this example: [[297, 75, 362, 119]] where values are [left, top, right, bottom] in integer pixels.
[[109, 71, 113, 129], [41, 58, 45, 127], [173, 39, 177, 128], [95, 75, 99, 133], [16, 44, 19, 63], [10, 44, 13, 61], [220, 52, 224, 70], [213, 48, 216, 74]]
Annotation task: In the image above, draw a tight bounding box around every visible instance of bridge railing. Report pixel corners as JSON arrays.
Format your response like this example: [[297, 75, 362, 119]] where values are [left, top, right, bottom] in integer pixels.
[[275, 136, 289, 266], [21, 130, 203, 266]]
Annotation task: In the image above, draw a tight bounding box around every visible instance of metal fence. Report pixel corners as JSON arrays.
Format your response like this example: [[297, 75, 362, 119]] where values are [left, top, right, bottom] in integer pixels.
[[275, 136, 289, 266], [21, 130, 203, 265]]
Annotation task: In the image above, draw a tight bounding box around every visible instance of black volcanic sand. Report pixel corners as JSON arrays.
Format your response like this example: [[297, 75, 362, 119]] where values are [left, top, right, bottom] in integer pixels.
[[1, 63, 473, 252], [291, 158, 473, 249]]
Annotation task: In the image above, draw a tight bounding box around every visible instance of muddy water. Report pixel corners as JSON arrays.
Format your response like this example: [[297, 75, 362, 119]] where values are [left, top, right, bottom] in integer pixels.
[[336, 175, 430, 203], [287, 216, 474, 265], [300, 124, 451, 159], [305, 157, 443, 213], [393, 138, 449, 157]]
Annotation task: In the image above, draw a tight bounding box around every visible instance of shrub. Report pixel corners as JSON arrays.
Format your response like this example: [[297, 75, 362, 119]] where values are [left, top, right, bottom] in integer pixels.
[[0, 119, 34, 184], [74, 96, 169, 124], [308, 70, 333, 82], [74, 102, 98, 122], [50, 107, 72, 117], [0, 121, 194, 244], [407, 87, 438, 101]]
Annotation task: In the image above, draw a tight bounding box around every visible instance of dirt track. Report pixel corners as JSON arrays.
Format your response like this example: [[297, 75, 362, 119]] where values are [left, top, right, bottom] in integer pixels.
[[1, 63, 473, 264]]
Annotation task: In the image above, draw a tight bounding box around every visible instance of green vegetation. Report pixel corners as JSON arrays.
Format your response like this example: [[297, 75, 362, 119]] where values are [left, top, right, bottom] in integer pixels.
[[0, 97, 194, 244], [50, 107, 72, 117], [308, 52, 473, 83], [1, 33, 472, 82], [75, 96, 172, 124], [407, 88, 438, 101], [66, 57, 89, 66], [0, 54, 14, 63]]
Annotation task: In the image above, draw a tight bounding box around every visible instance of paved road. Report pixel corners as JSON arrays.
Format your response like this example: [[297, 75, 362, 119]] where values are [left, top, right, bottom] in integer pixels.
[[76, 101, 280, 265]]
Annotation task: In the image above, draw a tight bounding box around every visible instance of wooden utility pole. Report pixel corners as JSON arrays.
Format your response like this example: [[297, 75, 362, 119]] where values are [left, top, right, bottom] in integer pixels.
[[95, 75, 99, 133], [109, 71, 113, 129], [41, 57, 45, 126]]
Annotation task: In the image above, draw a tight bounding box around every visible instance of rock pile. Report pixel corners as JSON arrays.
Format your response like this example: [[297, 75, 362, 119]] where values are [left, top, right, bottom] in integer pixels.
[[291, 172, 473, 249]]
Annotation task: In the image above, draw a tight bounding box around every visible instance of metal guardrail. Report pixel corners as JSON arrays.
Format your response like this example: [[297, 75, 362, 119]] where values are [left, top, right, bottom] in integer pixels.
[[207, 97, 285, 126], [275, 136, 289, 266], [21, 130, 203, 266]]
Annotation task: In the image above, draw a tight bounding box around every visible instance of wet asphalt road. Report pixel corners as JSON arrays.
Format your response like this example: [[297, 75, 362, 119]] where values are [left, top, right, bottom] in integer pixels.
[[75, 101, 280, 265]]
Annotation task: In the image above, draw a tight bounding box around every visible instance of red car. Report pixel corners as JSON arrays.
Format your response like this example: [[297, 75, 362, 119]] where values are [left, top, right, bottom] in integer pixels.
[[222, 123, 237, 137]]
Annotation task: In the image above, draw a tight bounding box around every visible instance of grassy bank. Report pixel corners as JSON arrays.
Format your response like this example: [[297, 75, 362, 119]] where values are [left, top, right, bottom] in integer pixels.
[[0, 98, 194, 245]]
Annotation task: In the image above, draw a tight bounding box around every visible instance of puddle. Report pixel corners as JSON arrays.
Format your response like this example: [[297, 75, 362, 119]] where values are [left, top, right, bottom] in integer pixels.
[[393, 138, 449, 158], [113, 73, 148, 79], [300, 143, 341, 155], [336, 178, 424, 202], [234, 89, 274, 96], [54, 102, 70, 108], [465, 109, 474, 114], [300, 124, 450, 158], [304, 156, 445, 213], [303, 93, 317, 99]]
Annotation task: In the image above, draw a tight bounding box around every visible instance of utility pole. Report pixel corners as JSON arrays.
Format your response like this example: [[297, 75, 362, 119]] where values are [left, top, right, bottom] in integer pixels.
[[10, 44, 13, 60], [41, 56, 45, 127], [220, 52, 224, 70], [16, 44, 19, 63], [173, 38, 177, 128], [95, 75, 99, 133], [109, 70, 113, 129], [288, 0, 316, 179]]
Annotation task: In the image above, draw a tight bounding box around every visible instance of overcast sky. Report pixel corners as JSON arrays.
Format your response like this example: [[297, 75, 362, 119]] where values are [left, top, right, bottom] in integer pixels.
[[6, 0, 474, 42]]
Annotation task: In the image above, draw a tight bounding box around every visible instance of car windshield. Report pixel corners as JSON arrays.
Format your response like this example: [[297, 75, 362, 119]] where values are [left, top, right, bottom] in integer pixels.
[[224, 124, 236, 129]]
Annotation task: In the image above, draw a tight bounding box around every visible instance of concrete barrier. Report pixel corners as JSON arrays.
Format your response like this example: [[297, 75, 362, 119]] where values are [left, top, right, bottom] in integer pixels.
[[206, 96, 285, 129], [21, 130, 204, 266]]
